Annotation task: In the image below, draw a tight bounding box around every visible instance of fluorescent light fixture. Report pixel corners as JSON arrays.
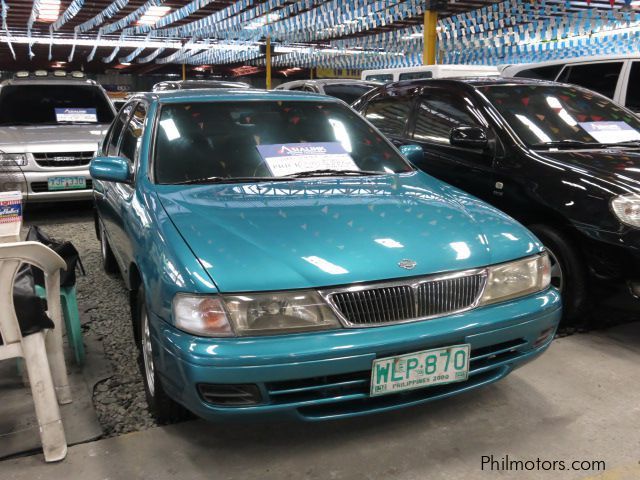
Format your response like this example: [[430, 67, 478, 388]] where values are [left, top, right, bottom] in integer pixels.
[[160, 118, 180, 141], [137, 6, 171, 26], [302, 256, 348, 275], [38, 0, 61, 22], [375, 238, 404, 248]]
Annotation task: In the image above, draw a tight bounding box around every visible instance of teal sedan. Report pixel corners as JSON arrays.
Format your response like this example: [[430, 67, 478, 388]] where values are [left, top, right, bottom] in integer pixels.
[[90, 89, 561, 423]]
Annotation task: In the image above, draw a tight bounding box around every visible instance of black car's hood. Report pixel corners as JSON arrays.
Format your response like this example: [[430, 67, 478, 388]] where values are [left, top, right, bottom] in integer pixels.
[[540, 148, 640, 192]]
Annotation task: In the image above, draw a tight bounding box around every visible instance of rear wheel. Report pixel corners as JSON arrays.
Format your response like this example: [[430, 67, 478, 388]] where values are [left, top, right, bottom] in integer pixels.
[[99, 221, 118, 274], [136, 285, 190, 424], [529, 224, 588, 324]]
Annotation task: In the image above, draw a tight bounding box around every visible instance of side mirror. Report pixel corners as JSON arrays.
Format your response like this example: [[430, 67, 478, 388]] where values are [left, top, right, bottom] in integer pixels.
[[449, 127, 489, 149], [399, 144, 424, 165], [90, 156, 131, 183]]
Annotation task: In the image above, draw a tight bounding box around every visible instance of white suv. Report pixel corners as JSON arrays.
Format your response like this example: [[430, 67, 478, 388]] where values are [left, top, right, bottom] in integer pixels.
[[0, 71, 116, 202], [501, 55, 640, 113]]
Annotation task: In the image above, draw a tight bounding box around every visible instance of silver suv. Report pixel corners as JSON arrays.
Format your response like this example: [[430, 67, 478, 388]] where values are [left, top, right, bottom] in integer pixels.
[[0, 72, 116, 202]]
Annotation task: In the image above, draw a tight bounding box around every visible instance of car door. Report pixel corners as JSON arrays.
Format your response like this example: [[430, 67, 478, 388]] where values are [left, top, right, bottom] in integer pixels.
[[104, 101, 148, 273], [407, 87, 497, 201], [556, 61, 625, 102]]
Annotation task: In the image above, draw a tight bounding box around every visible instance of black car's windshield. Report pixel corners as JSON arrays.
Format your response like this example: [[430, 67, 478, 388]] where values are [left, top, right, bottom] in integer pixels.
[[154, 100, 412, 184], [323, 84, 376, 104], [0, 84, 115, 126], [480, 84, 640, 148]]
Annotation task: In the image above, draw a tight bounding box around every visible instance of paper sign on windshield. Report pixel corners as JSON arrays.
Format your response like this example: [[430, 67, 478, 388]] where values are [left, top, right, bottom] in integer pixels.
[[256, 142, 358, 177], [579, 121, 640, 144], [55, 108, 98, 123]]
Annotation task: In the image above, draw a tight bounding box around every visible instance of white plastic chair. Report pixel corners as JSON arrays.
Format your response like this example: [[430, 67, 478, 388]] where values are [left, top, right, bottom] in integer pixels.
[[0, 241, 72, 462]]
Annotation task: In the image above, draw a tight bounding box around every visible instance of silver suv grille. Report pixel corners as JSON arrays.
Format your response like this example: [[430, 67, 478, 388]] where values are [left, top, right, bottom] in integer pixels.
[[325, 270, 486, 327], [32, 151, 94, 167]]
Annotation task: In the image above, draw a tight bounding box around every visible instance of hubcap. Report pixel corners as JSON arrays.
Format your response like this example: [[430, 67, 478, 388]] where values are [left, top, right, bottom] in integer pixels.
[[547, 248, 564, 292], [141, 310, 155, 397]]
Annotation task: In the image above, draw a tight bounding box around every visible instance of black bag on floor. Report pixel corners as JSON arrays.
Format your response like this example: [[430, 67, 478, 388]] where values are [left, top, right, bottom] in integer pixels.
[[26, 225, 85, 288]]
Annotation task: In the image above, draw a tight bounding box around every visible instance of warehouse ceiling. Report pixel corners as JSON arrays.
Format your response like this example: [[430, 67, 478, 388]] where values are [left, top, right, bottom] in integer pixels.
[[0, 0, 634, 75]]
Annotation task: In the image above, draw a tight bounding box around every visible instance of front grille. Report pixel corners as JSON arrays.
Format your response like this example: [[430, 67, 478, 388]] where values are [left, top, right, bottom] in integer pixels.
[[31, 179, 92, 193], [32, 151, 94, 167], [329, 272, 486, 326]]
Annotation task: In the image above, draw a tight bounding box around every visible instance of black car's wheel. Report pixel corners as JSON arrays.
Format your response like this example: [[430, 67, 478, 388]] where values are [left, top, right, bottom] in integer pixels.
[[136, 285, 189, 425], [99, 221, 118, 274], [529, 224, 588, 324]]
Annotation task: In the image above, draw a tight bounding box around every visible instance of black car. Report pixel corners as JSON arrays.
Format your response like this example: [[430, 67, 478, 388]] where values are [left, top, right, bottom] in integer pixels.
[[352, 78, 640, 322]]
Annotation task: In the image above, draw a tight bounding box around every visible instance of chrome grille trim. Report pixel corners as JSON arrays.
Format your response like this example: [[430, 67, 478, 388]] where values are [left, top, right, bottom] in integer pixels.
[[32, 151, 94, 167], [319, 268, 487, 328]]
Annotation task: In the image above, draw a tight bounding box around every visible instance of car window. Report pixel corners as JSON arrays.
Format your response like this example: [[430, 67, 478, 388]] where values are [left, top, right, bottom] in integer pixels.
[[323, 84, 376, 104], [107, 102, 136, 156], [398, 71, 433, 81], [480, 84, 640, 147], [412, 92, 481, 145], [557, 62, 623, 99], [363, 97, 413, 136], [153, 100, 413, 184], [626, 62, 640, 112], [365, 74, 393, 82], [119, 103, 147, 165], [0, 84, 114, 126], [513, 65, 563, 80]]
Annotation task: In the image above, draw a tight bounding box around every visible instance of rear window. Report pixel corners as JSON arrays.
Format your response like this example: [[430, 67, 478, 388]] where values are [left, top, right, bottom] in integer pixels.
[[154, 101, 412, 184], [0, 84, 114, 126], [364, 74, 393, 82], [398, 71, 433, 81], [322, 84, 376, 104]]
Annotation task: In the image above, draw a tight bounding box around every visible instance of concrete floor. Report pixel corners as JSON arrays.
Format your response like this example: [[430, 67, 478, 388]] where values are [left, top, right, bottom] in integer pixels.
[[3, 322, 639, 480]]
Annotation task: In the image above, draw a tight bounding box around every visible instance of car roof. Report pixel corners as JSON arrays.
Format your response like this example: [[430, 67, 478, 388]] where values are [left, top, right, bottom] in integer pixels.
[[384, 76, 565, 89], [278, 79, 380, 89], [1, 77, 100, 87], [133, 88, 343, 104], [501, 54, 639, 72]]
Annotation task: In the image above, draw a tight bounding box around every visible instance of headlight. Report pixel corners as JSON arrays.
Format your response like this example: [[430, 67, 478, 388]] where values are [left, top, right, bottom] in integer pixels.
[[611, 194, 640, 228], [0, 153, 27, 167], [173, 290, 341, 337], [479, 253, 551, 306]]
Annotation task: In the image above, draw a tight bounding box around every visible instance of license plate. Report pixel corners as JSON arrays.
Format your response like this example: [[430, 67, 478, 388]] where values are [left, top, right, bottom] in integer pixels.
[[370, 344, 470, 397], [47, 176, 86, 191]]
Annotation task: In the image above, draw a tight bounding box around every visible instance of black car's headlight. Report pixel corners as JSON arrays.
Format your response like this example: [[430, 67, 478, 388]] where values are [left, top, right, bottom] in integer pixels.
[[479, 253, 551, 305], [173, 291, 341, 337], [611, 194, 640, 228]]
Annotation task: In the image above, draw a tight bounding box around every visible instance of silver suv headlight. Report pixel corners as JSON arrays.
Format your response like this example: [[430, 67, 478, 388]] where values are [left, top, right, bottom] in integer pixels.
[[0, 153, 27, 167], [173, 291, 341, 337], [479, 253, 551, 306], [611, 193, 640, 228]]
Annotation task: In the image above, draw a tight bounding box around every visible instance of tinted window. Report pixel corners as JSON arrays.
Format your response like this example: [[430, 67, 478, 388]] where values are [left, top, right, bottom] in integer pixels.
[[119, 103, 147, 164], [0, 84, 114, 125], [107, 103, 135, 156], [154, 101, 412, 184], [626, 62, 640, 112], [481, 84, 640, 147], [557, 62, 623, 99], [514, 65, 563, 80], [363, 97, 412, 136], [323, 84, 376, 104], [413, 92, 481, 144], [365, 74, 393, 82], [399, 71, 433, 81]]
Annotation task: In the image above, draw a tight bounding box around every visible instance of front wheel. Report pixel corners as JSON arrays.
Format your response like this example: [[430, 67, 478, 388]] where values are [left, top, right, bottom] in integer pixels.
[[528, 224, 589, 324], [136, 285, 190, 424]]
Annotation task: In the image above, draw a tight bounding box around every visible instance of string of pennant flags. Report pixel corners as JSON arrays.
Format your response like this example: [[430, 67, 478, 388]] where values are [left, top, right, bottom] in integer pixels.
[[4, 0, 640, 68]]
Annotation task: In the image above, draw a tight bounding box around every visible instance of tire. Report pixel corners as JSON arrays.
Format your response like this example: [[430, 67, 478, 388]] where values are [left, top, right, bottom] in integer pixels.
[[528, 224, 589, 324], [136, 285, 190, 424], [99, 221, 118, 274]]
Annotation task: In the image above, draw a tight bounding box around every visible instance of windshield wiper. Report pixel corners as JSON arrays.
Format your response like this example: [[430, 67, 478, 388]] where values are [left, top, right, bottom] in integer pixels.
[[171, 176, 294, 185], [608, 140, 640, 148], [284, 169, 383, 178], [531, 140, 608, 149]]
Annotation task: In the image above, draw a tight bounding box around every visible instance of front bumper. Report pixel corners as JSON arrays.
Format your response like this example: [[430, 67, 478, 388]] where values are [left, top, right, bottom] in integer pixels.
[[0, 169, 93, 202], [152, 288, 561, 422]]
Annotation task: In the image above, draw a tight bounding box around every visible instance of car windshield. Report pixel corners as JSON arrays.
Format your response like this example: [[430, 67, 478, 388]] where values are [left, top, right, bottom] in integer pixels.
[[322, 84, 376, 104], [480, 84, 640, 148], [0, 84, 114, 126], [154, 100, 412, 184]]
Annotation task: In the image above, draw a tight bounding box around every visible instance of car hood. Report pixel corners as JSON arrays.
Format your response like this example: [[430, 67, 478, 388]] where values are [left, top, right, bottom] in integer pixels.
[[156, 172, 542, 292], [540, 148, 640, 192], [0, 124, 109, 153]]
